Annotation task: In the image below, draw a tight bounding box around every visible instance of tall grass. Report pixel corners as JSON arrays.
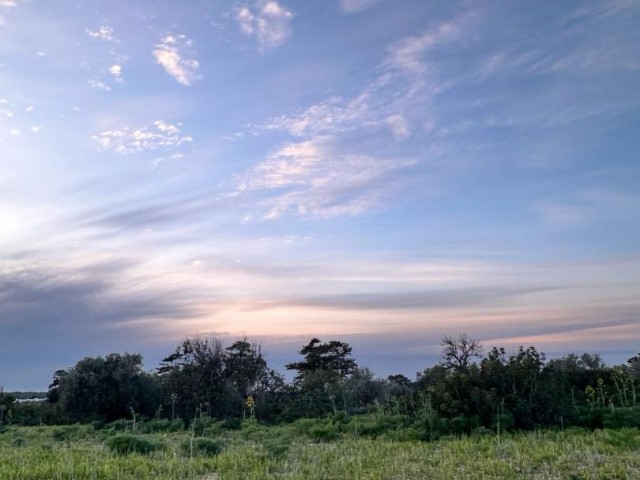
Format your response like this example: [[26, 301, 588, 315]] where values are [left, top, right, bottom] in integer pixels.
[[0, 421, 638, 479]]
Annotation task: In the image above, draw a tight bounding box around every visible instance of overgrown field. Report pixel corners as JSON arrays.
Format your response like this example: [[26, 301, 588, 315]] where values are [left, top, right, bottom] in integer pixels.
[[1, 419, 639, 479]]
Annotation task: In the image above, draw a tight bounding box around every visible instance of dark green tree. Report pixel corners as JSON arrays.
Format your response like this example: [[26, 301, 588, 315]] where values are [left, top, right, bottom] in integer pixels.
[[49, 353, 160, 422], [157, 336, 227, 419], [286, 338, 357, 417], [224, 339, 268, 398]]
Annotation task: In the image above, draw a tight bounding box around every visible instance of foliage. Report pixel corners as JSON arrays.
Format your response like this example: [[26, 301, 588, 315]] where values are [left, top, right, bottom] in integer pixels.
[[180, 437, 224, 457], [51, 424, 94, 441], [48, 353, 160, 422], [105, 434, 166, 455]]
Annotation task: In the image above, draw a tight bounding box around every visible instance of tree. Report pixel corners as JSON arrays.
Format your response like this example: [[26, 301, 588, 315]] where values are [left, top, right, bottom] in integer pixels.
[[157, 336, 227, 419], [286, 338, 357, 416], [50, 353, 160, 422], [440, 333, 483, 370], [504, 346, 548, 428], [628, 352, 640, 380], [0, 387, 15, 425], [224, 339, 268, 399], [286, 338, 357, 382]]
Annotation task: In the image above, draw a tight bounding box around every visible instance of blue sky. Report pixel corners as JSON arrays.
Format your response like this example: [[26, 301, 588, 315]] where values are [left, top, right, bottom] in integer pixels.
[[1, 0, 639, 390]]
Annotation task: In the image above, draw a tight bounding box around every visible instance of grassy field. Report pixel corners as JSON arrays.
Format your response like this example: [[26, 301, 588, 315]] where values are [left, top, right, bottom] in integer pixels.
[[1, 420, 639, 479]]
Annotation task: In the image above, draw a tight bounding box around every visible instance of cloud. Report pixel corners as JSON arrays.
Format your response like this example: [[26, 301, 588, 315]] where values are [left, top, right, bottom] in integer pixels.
[[236, 18, 479, 219], [385, 21, 460, 75], [270, 286, 557, 311], [534, 189, 640, 227], [0, 0, 23, 8], [85, 26, 116, 42], [92, 120, 193, 155], [87, 79, 112, 91], [340, 0, 384, 14], [153, 34, 201, 86], [109, 64, 123, 83], [237, 138, 416, 218], [261, 95, 371, 137], [82, 191, 228, 231], [0, 258, 204, 385], [386, 114, 410, 139], [236, 1, 293, 50]]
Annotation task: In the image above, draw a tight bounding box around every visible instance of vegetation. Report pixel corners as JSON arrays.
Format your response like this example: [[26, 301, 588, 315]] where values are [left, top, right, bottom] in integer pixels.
[[0, 421, 639, 479], [1, 335, 639, 435], [1, 334, 639, 477]]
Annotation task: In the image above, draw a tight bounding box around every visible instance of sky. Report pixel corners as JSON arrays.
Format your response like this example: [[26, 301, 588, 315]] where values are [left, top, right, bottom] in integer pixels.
[[1, 0, 639, 390]]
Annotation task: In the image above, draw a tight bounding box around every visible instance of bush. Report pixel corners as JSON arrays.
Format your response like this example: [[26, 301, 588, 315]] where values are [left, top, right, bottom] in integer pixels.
[[140, 419, 185, 433], [105, 419, 134, 432], [602, 428, 640, 449], [308, 422, 340, 442], [181, 437, 223, 457], [262, 433, 292, 458], [52, 424, 95, 441], [191, 416, 218, 436], [106, 434, 166, 455], [603, 407, 640, 429], [347, 414, 410, 439], [491, 412, 515, 433], [221, 417, 242, 430]]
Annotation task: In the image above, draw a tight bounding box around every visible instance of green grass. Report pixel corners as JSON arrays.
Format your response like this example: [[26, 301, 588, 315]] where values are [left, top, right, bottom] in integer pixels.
[[0, 422, 639, 479]]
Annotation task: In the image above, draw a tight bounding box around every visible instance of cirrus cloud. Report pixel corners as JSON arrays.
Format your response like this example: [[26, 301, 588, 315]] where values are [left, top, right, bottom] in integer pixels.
[[153, 34, 201, 86], [92, 120, 193, 155]]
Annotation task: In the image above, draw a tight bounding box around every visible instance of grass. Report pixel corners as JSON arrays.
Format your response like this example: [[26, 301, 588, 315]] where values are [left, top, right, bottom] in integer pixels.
[[0, 420, 639, 479]]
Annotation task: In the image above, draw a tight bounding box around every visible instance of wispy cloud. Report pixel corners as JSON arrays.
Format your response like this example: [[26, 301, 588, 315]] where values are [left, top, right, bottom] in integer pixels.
[[237, 138, 416, 218], [0, 0, 23, 8], [385, 21, 461, 76], [238, 18, 472, 219], [236, 1, 293, 51], [87, 79, 112, 91], [153, 34, 201, 86], [92, 120, 193, 155], [534, 189, 640, 227], [340, 0, 384, 14], [260, 95, 371, 137], [85, 25, 117, 42]]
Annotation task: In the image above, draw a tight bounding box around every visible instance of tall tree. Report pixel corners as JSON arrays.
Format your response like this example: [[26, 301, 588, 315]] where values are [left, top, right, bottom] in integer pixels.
[[286, 338, 357, 416], [224, 339, 268, 399], [157, 336, 227, 419], [50, 353, 160, 422], [440, 333, 483, 370], [286, 338, 357, 382]]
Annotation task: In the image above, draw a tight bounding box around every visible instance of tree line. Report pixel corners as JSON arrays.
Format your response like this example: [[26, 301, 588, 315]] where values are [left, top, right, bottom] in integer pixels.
[[1, 334, 639, 435]]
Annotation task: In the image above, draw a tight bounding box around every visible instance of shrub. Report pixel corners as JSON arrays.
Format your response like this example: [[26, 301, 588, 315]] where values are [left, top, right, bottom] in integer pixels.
[[106, 434, 166, 455], [603, 407, 640, 429], [221, 417, 242, 430], [308, 422, 340, 442], [191, 416, 218, 436], [52, 424, 95, 441], [140, 419, 185, 433], [181, 437, 223, 457], [262, 433, 292, 458], [602, 428, 640, 449]]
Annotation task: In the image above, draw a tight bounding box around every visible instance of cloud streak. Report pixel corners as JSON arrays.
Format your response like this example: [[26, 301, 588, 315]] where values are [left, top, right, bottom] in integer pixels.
[[92, 120, 193, 155], [237, 138, 417, 218], [154, 34, 201, 86]]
